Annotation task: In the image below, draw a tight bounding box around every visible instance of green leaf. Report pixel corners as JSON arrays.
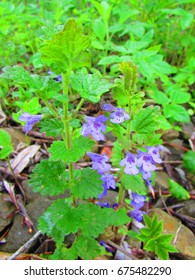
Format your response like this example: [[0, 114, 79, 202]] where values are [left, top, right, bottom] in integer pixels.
[[180, 11, 194, 30], [38, 198, 80, 243], [0, 129, 13, 159], [138, 214, 178, 260], [48, 136, 94, 162], [183, 151, 195, 174], [121, 174, 147, 194], [163, 104, 190, 123], [53, 235, 105, 260], [131, 106, 160, 134], [148, 88, 170, 105], [93, 19, 106, 42], [29, 160, 69, 196], [78, 203, 129, 237], [73, 235, 104, 260], [0, 65, 32, 86], [110, 141, 123, 167], [38, 200, 129, 244], [71, 69, 112, 103], [71, 168, 103, 199], [39, 118, 63, 137], [1, 65, 61, 101], [168, 179, 190, 200], [41, 18, 91, 73]]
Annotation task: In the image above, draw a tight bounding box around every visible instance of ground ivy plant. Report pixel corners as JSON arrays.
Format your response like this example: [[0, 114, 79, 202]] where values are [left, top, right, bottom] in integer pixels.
[[0, 18, 178, 260]]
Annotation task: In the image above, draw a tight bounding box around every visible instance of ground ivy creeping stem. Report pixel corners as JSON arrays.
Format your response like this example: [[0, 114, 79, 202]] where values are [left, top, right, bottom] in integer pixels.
[[0, 18, 178, 260]]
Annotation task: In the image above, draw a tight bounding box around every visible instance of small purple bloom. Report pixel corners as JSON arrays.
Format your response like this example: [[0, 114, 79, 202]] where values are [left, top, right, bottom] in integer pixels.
[[110, 108, 130, 124], [99, 240, 115, 253], [81, 115, 107, 141], [129, 209, 143, 222], [130, 193, 146, 209], [48, 69, 62, 82], [96, 202, 110, 208], [99, 173, 116, 199], [101, 104, 115, 112], [120, 152, 139, 175], [102, 104, 130, 124], [139, 166, 152, 180], [87, 152, 111, 174], [137, 152, 156, 172], [19, 112, 42, 134], [146, 146, 162, 164]]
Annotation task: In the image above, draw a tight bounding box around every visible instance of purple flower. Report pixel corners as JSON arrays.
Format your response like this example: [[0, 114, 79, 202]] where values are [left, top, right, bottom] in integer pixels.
[[99, 173, 116, 199], [48, 69, 62, 82], [19, 112, 42, 134], [102, 104, 130, 124], [146, 146, 162, 164], [81, 115, 107, 141], [130, 193, 146, 209], [101, 104, 115, 112], [96, 202, 110, 208], [129, 209, 143, 222], [120, 152, 139, 175], [87, 152, 111, 174], [99, 240, 115, 253], [137, 152, 156, 172], [139, 166, 152, 180]]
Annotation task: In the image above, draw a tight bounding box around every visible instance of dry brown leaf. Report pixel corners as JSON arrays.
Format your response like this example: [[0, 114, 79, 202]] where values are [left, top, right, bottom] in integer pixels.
[[8, 145, 40, 174]]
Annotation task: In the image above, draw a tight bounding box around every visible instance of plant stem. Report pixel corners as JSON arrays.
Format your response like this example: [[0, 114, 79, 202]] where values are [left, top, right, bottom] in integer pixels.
[[118, 183, 125, 205], [62, 70, 75, 202]]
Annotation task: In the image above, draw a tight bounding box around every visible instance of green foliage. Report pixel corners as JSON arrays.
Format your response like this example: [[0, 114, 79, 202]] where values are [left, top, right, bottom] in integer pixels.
[[29, 160, 69, 196], [0, 129, 13, 159], [41, 18, 91, 73], [38, 198, 129, 259], [121, 174, 147, 194], [72, 168, 103, 199], [183, 151, 195, 174], [52, 235, 105, 260], [137, 215, 178, 260], [71, 69, 112, 103], [48, 137, 94, 162], [39, 118, 64, 137], [131, 106, 160, 134], [1, 65, 61, 102], [168, 178, 190, 200]]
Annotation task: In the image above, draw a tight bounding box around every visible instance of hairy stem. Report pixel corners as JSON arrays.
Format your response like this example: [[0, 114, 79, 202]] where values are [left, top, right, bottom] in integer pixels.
[[62, 70, 75, 202]]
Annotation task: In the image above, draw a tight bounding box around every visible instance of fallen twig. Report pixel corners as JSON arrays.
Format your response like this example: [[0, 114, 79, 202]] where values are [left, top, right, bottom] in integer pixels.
[[8, 230, 42, 260]]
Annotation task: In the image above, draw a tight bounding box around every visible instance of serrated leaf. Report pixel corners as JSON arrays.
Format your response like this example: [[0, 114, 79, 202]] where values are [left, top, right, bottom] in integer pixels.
[[163, 104, 190, 122], [0, 129, 13, 159], [0, 65, 32, 86], [39, 118, 63, 137], [41, 18, 91, 73], [71, 70, 112, 103], [38, 200, 129, 245], [183, 151, 195, 174], [168, 178, 190, 200], [48, 136, 94, 162], [71, 168, 103, 199], [131, 106, 160, 134], [74, 235, 104, 260], [110, 141, 123, 167], [78, 203, 129, 238], [38, 198, 80, 243], [29, 160, 69, 196], [53, 235, 105, 260], [121, 174, 147, 194], [1, 65, 61, 101]]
